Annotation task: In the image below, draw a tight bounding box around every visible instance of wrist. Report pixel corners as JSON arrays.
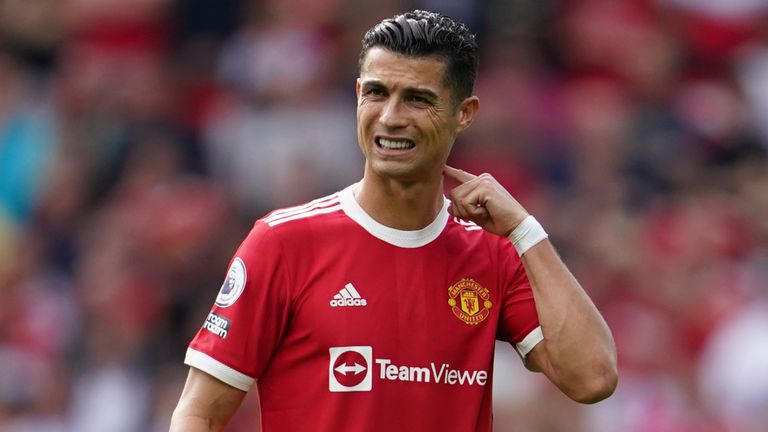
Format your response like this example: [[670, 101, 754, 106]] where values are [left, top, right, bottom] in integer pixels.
[[507, 215, 548, 255]]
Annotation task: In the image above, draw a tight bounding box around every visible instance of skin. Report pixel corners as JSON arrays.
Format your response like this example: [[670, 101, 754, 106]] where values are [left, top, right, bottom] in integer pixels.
[[353, 47, 479, 230], [170, 367, 245, 431], [170, 45, 618, 432]]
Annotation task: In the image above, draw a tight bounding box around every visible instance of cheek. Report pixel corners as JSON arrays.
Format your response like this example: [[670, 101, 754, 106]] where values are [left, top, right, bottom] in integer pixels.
[[357, 101, 376, 122], [356, 106, 373, 148], [425, 110, 455, 141], [356, 106, 370, 130]]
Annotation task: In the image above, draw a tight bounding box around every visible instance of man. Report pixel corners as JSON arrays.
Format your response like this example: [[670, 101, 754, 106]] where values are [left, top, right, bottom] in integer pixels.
[[170, 10, 617, 431]]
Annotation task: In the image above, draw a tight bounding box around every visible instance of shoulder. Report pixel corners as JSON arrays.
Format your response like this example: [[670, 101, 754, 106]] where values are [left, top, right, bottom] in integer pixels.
[[261, 192, 344, 228], [246, 191, 348, 243], [233, 191, 348, 264]]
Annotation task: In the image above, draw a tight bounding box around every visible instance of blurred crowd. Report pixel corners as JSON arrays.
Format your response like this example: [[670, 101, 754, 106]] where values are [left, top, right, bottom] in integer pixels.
[[0, 0, 766, 431]]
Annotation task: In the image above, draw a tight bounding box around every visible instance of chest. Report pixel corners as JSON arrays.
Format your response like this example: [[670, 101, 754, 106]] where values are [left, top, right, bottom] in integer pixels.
[[287, 238, 502, 358]]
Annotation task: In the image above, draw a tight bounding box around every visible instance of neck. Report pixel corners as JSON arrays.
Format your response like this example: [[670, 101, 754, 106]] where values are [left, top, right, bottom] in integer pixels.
[[354, 170, 446, 230]]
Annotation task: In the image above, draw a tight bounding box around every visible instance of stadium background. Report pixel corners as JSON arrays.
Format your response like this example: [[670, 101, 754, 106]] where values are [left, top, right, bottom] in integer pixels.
[[0, 0, 767, 430]]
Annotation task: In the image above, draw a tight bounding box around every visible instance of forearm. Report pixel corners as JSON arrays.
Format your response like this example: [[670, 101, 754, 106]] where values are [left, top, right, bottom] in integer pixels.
[[521, 240, 617, 403], [169, 368, 247, 432], [170, 396, 235, 432], [169, 408, 218, 432]]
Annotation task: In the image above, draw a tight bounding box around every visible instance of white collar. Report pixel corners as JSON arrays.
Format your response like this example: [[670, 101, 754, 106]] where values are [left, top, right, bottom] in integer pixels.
[[338, 183, 449, 248]]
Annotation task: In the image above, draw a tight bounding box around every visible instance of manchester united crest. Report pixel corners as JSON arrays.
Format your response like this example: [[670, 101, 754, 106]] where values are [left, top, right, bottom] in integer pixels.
[[448, 278, 492, 325]]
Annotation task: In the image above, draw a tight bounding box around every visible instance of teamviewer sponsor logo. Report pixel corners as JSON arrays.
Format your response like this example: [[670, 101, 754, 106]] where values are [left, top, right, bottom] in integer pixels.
[[375, 359, 488, 386], [330, 283, 367, 307], [329, 346, 488, 392], [329, 346, 372, 392]]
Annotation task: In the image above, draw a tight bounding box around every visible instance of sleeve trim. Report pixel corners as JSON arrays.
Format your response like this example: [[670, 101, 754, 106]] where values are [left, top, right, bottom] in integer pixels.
[[184, 348, 255, 391], [515, 326, 544, 359]]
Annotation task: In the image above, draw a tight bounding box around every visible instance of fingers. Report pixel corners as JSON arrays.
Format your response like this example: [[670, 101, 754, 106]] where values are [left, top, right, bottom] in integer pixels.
[[444, 168, 529, 237], [445, 167, 485, 218], [448, 178, 489, 220], [450, 199, 488, 220], [443, 165, 476, 184]]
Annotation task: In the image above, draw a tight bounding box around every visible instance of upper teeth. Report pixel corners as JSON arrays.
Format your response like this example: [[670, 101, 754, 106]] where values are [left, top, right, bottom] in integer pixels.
[[379, 138, 414, 150]]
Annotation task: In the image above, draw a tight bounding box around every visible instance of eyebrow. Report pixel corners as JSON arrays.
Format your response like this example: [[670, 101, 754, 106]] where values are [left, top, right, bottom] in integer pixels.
[[361, 79, 439, 100]]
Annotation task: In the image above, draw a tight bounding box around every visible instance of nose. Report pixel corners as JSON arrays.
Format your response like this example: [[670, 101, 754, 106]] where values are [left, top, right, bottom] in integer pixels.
[[379, 98, 408, 129]]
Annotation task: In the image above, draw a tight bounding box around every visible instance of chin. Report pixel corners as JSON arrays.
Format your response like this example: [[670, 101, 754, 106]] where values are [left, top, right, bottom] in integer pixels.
[[369, 160, 409, 178], [370, 162, 433, 184]]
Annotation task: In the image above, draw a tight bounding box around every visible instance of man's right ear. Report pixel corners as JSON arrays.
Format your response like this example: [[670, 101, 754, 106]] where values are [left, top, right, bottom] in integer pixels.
[[455, 96, 480, 133]]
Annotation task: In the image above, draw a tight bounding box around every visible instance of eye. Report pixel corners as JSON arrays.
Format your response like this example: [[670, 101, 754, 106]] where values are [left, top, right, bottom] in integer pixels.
[[364, 87, 386, 97], [407, 94, 433, 106]]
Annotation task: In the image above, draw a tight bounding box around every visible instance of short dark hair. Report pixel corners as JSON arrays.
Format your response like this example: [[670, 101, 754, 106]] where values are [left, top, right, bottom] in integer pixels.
[[359, 10, 479, 103]]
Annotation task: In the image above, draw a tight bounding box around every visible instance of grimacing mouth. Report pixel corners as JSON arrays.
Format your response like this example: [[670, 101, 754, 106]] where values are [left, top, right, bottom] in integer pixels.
[[375, 136, 415, 150]]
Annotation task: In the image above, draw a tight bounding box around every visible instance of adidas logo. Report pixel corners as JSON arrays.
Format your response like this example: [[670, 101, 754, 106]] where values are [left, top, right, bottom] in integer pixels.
[[330, 283, 367, 307]]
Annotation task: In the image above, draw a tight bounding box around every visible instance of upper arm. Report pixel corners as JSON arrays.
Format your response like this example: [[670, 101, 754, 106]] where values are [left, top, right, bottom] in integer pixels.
[[170, 367, 249, 432], [496, 240, 543, 360]]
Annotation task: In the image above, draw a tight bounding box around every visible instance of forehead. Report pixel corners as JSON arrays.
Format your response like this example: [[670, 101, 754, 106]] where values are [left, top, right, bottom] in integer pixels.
[[359, 47, 449, 93]]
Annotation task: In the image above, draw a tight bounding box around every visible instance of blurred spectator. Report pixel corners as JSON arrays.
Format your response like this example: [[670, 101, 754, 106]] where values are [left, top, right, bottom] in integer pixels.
[[207, 0, 361, 215], [699, 300, 768, 431], [0, 51, 58, 225]]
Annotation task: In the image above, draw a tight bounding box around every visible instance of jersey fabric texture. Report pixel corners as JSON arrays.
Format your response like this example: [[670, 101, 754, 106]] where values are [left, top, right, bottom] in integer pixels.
[[186, 183, 543, 431]]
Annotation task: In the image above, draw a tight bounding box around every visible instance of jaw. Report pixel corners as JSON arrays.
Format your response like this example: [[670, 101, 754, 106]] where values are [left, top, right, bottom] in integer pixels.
[[364, 153, 446, 186], [366, 157, 416, 180]]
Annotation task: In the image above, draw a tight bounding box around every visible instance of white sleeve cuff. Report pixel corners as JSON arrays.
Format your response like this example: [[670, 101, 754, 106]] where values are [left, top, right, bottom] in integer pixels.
[[185, 348, 255, 391], [514, 326, 544, 359]]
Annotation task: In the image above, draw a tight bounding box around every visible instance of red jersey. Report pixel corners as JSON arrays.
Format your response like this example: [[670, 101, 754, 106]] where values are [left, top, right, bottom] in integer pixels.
[[186, 184, 543, 431]]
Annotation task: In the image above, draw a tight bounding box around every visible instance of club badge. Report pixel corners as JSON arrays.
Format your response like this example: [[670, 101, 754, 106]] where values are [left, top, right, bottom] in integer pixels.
[[448, 278, 492, 325]]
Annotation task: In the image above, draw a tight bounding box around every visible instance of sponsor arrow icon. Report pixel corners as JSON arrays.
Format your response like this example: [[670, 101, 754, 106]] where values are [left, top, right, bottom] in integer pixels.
[[334, 362, 366, 375]]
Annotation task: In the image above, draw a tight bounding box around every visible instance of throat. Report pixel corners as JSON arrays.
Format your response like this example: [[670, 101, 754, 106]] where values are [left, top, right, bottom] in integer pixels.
[[354, 177, 445, 230]]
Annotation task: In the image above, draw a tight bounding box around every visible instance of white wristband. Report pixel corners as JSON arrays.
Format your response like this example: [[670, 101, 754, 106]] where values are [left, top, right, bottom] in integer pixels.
[[508, 215, 548, 255]]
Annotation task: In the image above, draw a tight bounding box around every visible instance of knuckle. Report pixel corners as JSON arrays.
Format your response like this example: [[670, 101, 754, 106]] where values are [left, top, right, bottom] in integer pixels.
[[479, 173, 494, 184]]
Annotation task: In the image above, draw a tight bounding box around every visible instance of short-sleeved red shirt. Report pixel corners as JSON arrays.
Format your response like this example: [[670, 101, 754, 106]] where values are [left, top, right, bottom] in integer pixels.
[[186, 184, 542, 431]]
